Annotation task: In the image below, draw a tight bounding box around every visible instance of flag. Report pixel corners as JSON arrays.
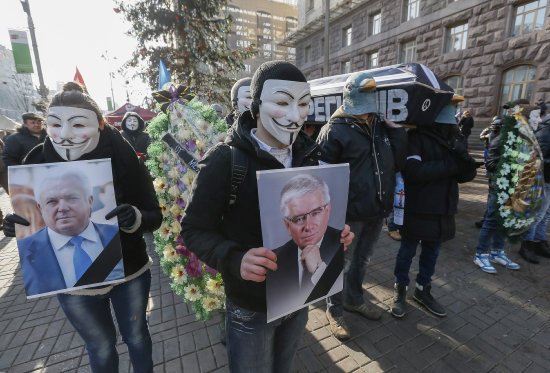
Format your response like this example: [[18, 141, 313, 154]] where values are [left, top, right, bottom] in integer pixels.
[[106, 97, 113, 111], [158, 59, 171, 90], [74, 67, 86, 87], [8, 30, 34, 73]]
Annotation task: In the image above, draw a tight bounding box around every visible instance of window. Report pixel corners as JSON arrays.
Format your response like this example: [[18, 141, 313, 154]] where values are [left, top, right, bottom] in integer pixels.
[[308, 0, 315, 11], [342, 26, 352, 47], [445, 23, 468, 53], [304, 45, 311, 63], [443, 76, 464, 97], [286, 17, 297, 33], [500, 65, 536, 107], [342, 60, 351, 74], [370, 12, 382, 36], [244, 64, 252, 73], [512, 0, 547, 37], [400, 39, 416, 63], [367, 51, 379, 69], [405, 0, 420, 21]]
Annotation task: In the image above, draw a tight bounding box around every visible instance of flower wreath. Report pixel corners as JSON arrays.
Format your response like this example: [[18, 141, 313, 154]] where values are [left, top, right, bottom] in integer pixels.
[[492, 109, 544, 241], [146, 86, 228, 320]]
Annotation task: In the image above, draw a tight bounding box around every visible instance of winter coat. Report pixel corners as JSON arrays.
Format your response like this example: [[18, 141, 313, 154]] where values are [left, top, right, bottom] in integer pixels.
[[180, 111, 323, 313], [2, 126, 47, 167], [458, 115, 474, 138], [535, 116, 550, 182], [316, 109, 407, 221], [402, 126, 477, 242], [24, 124, 162, 285], [120, 113, 151, 157]]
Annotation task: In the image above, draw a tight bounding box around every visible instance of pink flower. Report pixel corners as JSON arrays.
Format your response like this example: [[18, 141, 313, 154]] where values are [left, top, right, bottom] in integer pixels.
[[186, 255, 203, 277], [205, 265, 218, 275], [176, 243, 192, 257]]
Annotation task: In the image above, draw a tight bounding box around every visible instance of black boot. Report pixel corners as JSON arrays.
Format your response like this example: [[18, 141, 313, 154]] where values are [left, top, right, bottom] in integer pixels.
[[519, 241, 540, 264], [534, 241, 550, 258], [413, 284, 446, 317], [391, 284, 407, 318]]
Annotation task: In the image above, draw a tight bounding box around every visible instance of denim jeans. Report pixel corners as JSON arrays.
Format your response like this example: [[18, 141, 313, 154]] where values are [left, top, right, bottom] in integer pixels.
[[327, 218, 384, 317], [225, 299, 308, 373], [476, 191, 505, 254], [387, 210, 399, 231], [57, 270, 153, 373], [524, 183, 550, 241], [394, 238, 441, 286]]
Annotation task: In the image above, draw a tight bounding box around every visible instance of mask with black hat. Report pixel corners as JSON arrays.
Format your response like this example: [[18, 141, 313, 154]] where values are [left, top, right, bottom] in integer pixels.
[[250, 61, 310, 146], [231, 77, 252, 115]]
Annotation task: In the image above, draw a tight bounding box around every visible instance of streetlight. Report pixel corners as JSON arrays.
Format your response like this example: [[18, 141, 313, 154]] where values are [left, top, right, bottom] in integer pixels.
[[101, 50, 117, 110]]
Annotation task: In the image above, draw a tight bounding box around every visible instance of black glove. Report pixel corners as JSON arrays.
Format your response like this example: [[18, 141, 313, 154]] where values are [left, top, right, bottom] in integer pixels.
[[105, 204, 138, 229], [3, 214, 30, 237]]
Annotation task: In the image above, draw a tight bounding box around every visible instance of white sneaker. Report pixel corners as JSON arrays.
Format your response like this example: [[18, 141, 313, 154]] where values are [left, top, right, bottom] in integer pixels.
[[474, 253, 497, 273], [490, 250, 520, 270]]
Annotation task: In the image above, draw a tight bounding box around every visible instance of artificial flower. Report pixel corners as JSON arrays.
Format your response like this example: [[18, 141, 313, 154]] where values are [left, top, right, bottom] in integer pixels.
[[184, 284, 201, 301]]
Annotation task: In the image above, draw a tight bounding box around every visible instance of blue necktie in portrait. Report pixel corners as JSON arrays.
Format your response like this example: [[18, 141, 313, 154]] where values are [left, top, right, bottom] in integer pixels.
[[71, 236, 92, 280]]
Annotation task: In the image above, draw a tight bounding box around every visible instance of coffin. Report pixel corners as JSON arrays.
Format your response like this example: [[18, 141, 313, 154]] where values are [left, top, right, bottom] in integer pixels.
[[307, 63, 455, 127]]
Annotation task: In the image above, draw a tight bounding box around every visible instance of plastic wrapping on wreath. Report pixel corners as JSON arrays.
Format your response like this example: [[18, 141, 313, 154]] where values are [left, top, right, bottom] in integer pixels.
[[306, 63, 455, 127], [493, 113, 545, 239]]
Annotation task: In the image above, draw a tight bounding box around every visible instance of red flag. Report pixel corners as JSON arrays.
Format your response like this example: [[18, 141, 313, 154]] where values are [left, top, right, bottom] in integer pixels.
[[74, 67, 86, 87]]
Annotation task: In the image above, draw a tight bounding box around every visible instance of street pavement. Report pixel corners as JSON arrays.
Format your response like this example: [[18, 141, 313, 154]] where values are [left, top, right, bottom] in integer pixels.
[[1, 169, 550, 372]]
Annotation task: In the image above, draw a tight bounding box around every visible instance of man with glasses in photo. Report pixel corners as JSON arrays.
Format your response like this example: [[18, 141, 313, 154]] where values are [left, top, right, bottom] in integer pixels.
[[268, 174, 343, 320]]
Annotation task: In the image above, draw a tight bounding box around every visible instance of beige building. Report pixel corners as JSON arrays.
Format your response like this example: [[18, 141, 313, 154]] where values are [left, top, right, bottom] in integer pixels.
[[227, 0, 298, 79], [284, 0, 550, 124]]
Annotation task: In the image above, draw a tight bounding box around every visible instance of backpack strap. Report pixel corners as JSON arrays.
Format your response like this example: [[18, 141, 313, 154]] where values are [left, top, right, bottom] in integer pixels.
[[228, 146, 248, 209]]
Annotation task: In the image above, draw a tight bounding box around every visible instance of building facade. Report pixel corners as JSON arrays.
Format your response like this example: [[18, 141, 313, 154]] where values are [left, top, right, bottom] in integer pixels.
[[287, 0, 550, 123], [0, 44, 38, 122], [227, 0, 298, 79]]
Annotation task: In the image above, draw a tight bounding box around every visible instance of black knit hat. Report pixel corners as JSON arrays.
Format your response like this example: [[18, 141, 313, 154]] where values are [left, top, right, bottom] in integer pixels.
[[250, 61, 307, 118], [230, 77, 252, 105]]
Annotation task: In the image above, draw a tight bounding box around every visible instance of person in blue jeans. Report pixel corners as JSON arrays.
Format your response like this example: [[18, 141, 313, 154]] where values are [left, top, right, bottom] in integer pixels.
[[4, 82, 162, 372], [473, 113, 520, 273], [392, 96, 478, 318], [181, 61, 353, 372]]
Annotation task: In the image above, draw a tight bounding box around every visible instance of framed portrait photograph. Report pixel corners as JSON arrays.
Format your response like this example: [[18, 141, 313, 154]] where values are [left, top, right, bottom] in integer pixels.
[[258, 163, 349, 322], [8, 158, 124, 298]]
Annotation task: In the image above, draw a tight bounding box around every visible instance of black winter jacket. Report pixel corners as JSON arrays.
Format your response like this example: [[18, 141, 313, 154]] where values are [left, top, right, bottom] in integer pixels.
[[316, 112, 407, 220], [2, 126, 47, 167], [121, 130, 152, 157], [402, 126, 477, 242], [24, 124, 162, 278], [180, 111, 323, 313], [535, 117, 550, 182]]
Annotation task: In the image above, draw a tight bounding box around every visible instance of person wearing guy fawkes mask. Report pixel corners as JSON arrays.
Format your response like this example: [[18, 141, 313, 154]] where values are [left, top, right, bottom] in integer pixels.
[[181, 61, 353, 372], [3, 82, 161, 372], [316, 72, 407, 340], [225, 77, 252, 126], [120, 111, 151, 159]]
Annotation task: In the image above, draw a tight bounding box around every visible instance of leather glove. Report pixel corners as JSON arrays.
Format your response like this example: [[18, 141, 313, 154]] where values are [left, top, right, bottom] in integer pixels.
[[105, 204, 138, 229], [3, 214, 30, 237]]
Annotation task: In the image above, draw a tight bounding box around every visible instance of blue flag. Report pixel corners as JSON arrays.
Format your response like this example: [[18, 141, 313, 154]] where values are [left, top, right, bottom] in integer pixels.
[[158, 59, 171, 90]]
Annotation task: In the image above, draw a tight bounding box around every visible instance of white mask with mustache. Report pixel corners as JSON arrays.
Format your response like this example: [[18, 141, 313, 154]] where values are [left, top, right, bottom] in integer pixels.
[[46, 106, 101, 160], [236, 85, 252, 115], [259, 79, 311, 146]]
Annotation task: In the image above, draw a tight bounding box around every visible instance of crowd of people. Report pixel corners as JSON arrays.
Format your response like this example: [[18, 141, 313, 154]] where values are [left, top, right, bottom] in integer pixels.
[[1, 59, 549, 373]]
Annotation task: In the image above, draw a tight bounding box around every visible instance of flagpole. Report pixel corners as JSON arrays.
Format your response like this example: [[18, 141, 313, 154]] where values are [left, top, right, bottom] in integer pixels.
[[20, 0, 48, 100]]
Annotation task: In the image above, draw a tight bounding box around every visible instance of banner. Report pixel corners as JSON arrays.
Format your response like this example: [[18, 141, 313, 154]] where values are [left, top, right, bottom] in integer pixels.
[[106, 97, 113, 111], [8, 30, 34, 74]]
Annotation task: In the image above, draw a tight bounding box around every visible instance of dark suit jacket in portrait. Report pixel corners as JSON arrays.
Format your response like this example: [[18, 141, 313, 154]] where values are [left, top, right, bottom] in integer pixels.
[[267, 225, 343, 320], [17, 223, 122, 297]]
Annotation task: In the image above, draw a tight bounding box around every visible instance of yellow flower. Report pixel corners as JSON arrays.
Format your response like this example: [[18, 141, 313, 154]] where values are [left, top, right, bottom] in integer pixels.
[[181, 190, 190, 202], [171, 264, 187, 284], [170, 204, 182, 217], [168, 185, 180, 198], [153, 178, 167, 193], [184, 284, 201, 301], [170, 221, 182, 235], [159, 222, 171, 240], [206, 278, 224, 296], [202, 296, 222, 312], [159, 198, 169, 217], [163, 244, 177, 262], [157, 152, 169, 162]]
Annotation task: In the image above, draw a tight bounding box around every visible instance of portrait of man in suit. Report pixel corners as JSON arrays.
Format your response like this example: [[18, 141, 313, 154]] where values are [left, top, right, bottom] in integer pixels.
[[267, 173, 343, 321], [16, 166, 124, 297]]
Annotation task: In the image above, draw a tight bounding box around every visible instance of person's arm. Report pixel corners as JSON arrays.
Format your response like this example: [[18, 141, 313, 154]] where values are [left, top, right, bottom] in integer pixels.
[[316, 123, 343, 164], [2, 134, 21, 167], [485, 134, 502, 173], [403, 131, 458, 184]]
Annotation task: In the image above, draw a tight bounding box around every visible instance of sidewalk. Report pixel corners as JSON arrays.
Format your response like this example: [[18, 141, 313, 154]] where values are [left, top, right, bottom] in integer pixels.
[[1, 173, 550, 372]]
